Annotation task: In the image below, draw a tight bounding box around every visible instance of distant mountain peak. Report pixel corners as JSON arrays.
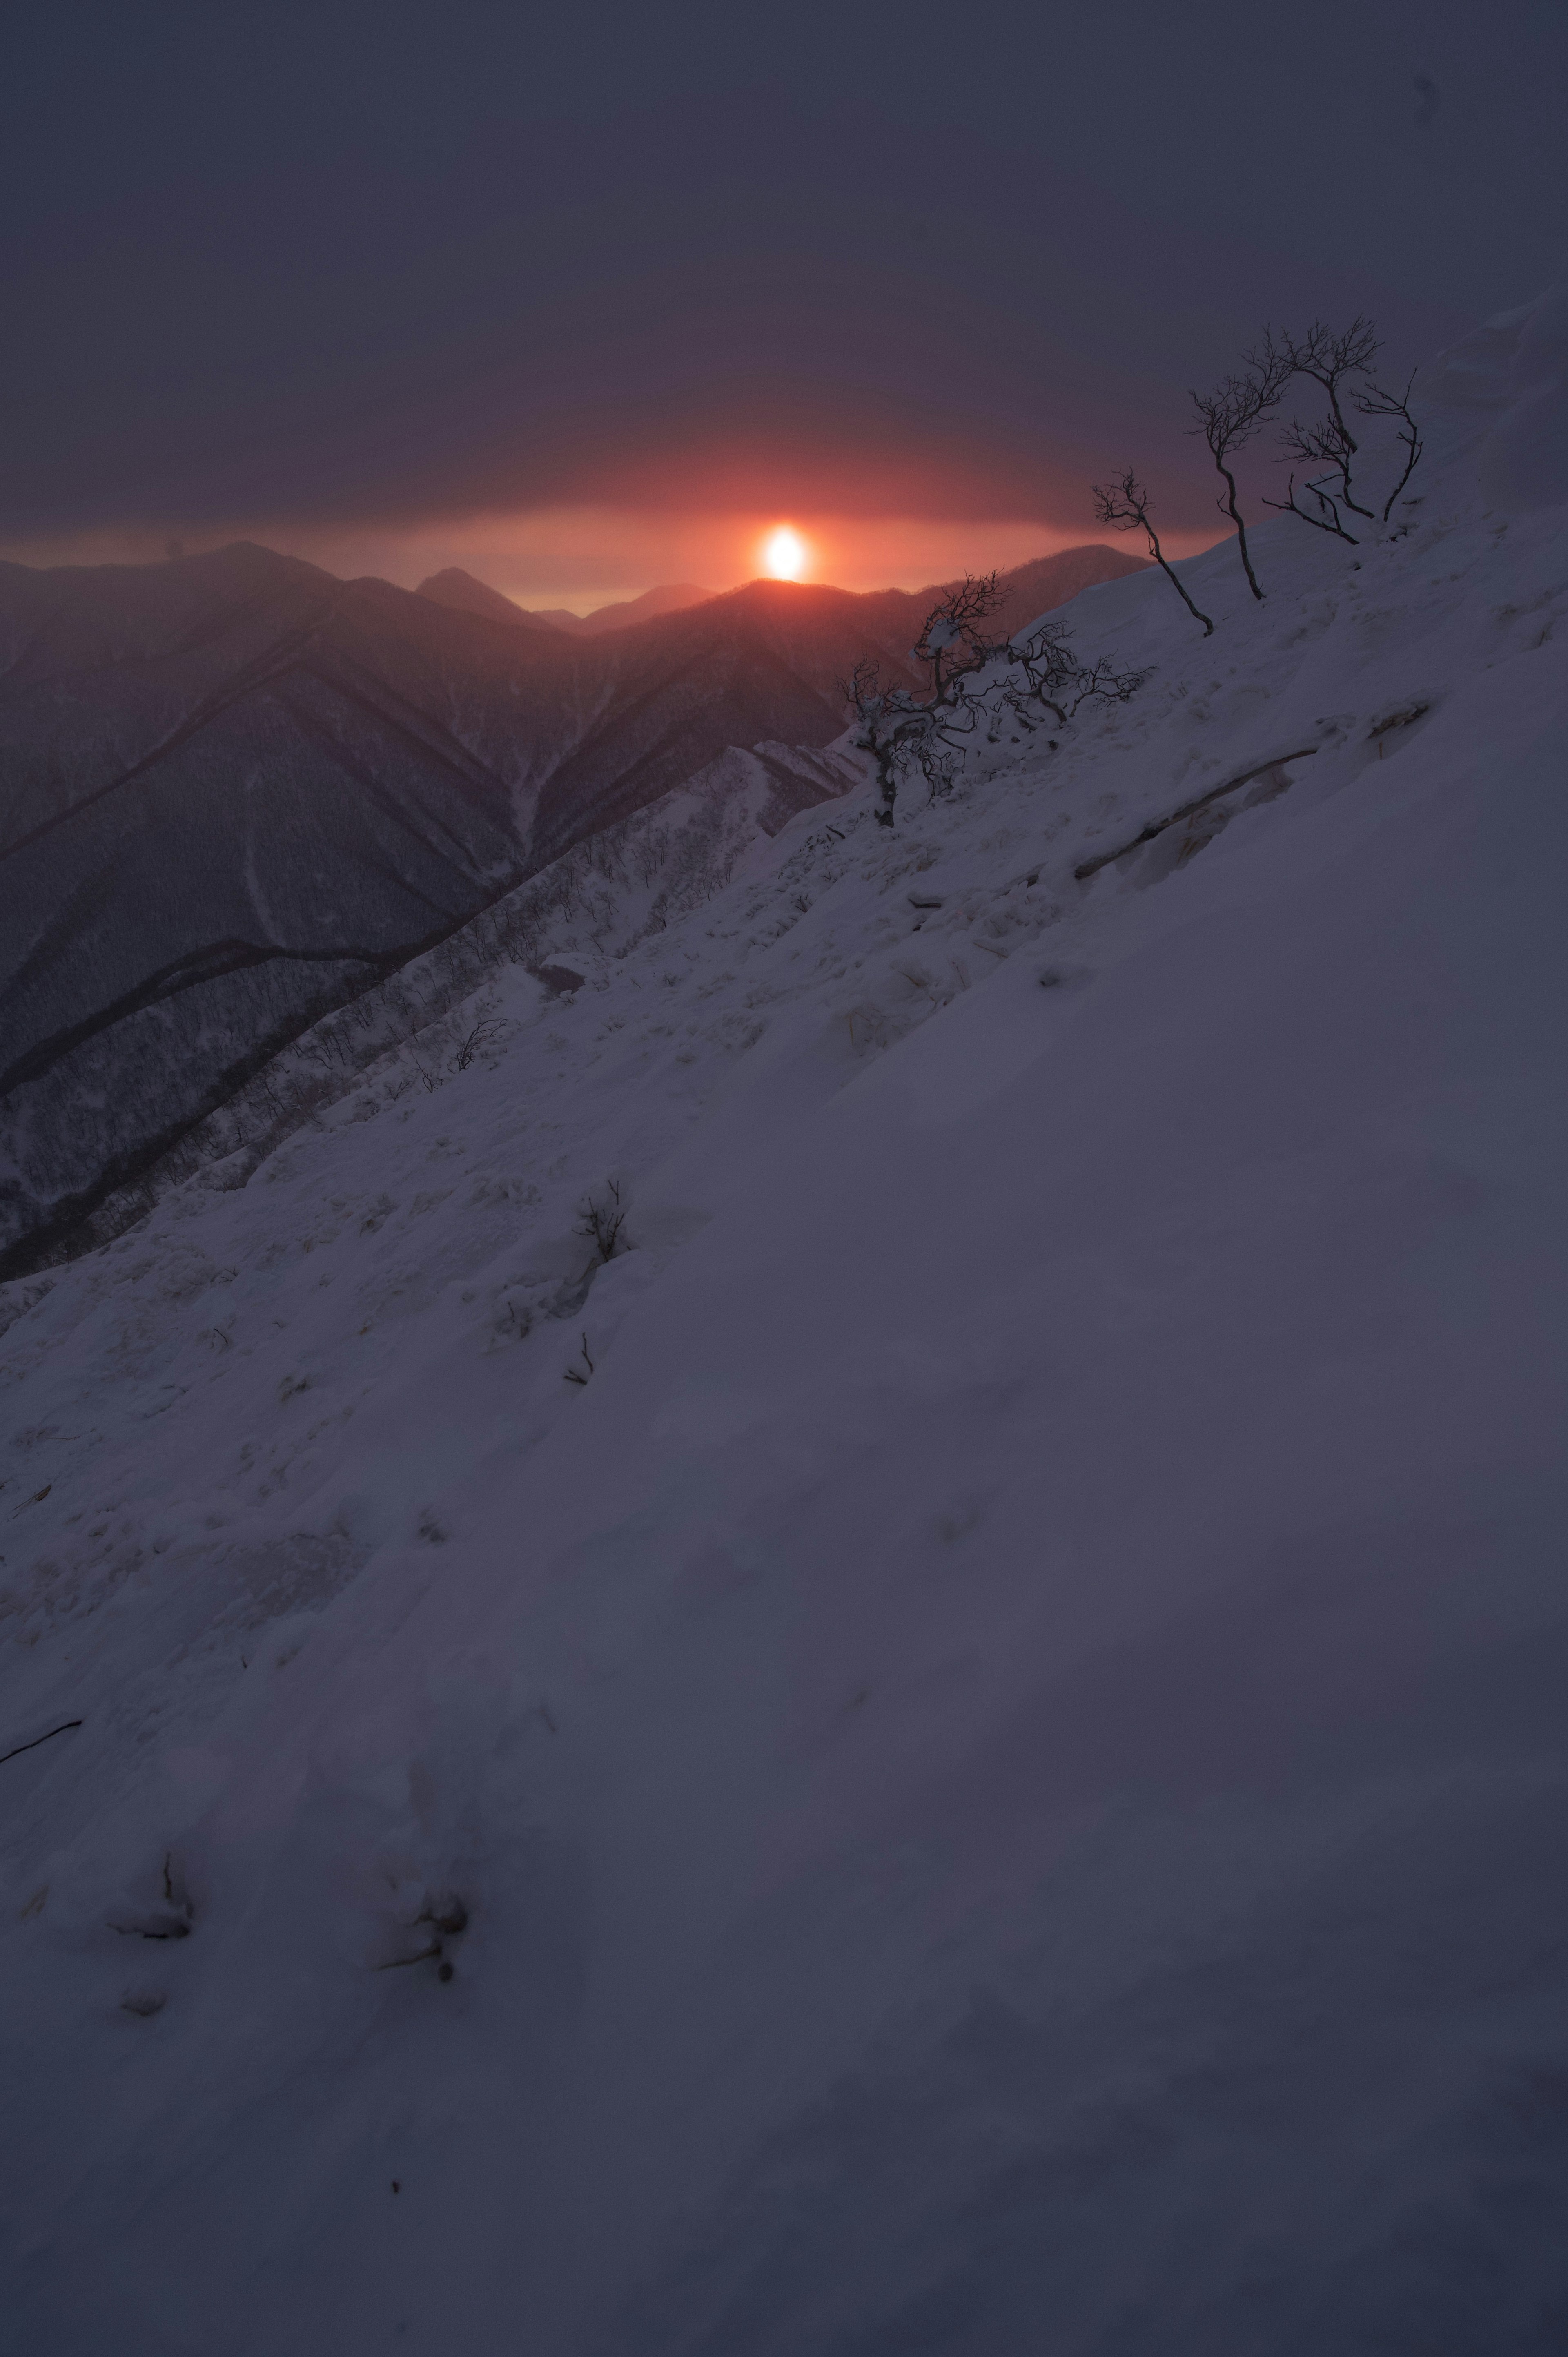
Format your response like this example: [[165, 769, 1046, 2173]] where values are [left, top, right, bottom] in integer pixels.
[[414, 567, 559, 632], [413, 569, 718, 637], [528, 583, 717, 636]]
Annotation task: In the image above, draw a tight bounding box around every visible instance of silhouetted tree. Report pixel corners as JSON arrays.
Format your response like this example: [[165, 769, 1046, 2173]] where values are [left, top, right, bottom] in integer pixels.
[[1254, 321, 1423, 539], [1002, 616, 1150, 728], [842, 658, 931, 826], [1189, 347, 1291, 600], [844, 581, 1148, 824], [844, 575, 1008, 826], [1260, 318, 1379, 495], [1091, 470, 1214, 634], [1354, 370, 1425, 520], [1264, 419, 1366, 542], [908, 571, 1010, 693], [1251, 317, 1377, 539]]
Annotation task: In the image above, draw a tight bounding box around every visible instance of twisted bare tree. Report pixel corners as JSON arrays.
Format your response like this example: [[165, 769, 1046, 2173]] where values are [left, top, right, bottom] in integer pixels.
[[842, 579, 1148, 825], [1089, 315, 1424, 627], [1258, 319, 1379, 474], [844, 575, 1009, 827], [1253, 318, 1379, 540], [1354, 370, 1425, 520], [1002, 617, 1149, 729], [1091, 469, 1214, 634], [1189, 348, 1291, 600], [1257, 321, 1423, 539]]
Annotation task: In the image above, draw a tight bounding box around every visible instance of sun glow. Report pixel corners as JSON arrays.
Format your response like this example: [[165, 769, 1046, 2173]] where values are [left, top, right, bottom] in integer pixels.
[[761, 524, 808, 580]]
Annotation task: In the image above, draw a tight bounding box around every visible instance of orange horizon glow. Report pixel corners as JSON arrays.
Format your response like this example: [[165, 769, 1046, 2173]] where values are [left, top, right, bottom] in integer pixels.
[[761, 524, 808, 580], [0, 507, 1232, 614]]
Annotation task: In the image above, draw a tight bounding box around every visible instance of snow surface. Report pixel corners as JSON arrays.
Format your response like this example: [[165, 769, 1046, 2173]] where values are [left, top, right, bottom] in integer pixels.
[[1, 294, 1566, 2354]]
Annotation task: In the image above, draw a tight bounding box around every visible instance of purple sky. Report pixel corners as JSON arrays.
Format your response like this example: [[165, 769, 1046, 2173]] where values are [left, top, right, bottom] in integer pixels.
[[3, 0, 1562, 603]]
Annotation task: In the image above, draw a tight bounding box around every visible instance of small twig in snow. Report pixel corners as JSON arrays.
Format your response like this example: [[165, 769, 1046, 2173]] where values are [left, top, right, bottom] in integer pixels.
[[0, 1718, 83, 1768]]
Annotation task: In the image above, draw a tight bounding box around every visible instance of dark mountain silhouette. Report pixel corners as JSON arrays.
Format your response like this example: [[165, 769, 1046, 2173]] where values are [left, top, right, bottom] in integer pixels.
[[420, 553, 1145, 646], [413, 572, 717, 636], [531, 583, 716, 634], [0, 540, 1145, 1273], [412, 566, 562, 632]]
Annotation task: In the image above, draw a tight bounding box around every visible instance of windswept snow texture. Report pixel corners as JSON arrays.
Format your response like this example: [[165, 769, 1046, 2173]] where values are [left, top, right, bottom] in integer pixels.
[[1, 296, 1566, 2355], [0, 543, 1139, 1273]]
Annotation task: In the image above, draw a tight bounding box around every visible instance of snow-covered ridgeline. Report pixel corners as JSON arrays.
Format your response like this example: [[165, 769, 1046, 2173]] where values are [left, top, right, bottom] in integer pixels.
[[0, 292, 1565, 2353], [31, 736, 863, 1270]]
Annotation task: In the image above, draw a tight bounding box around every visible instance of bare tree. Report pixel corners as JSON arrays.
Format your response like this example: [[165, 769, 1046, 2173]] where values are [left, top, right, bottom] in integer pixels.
[[1256, 319, 1379, 482], [909, 572, 1010, 692], [842, 576, 1007, 827], [1354, 370, 1425, 520], [1002, 616, 1150, 727], [1189, 348, 1290, 600], [841, 658, 930, 827], [1252, 317, 1379, 538], [1263, 420, 1365, 542], [844, 586, 1148, 825], [1091, 470, 1214, 634], [1253, 320, 1422, 539]]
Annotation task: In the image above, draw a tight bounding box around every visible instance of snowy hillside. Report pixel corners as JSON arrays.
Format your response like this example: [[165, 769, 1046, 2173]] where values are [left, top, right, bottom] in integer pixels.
[[0, 541, 1136, 1275], [1, 291, 1565, 2355]]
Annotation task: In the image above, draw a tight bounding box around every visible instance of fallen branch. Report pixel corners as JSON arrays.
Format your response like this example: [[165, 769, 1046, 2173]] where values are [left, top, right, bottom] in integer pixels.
[[0, 1718, 83, 1768]]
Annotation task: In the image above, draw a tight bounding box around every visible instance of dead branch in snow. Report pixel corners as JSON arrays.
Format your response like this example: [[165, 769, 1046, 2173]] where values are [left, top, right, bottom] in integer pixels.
[[0, 1717, 83, 1768], [575, 1180, 628, 1264], [452, 1015, 504, 1070]]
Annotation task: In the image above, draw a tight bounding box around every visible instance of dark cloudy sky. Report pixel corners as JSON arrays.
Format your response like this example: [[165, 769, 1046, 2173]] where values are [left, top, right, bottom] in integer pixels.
[[3, 0, 1563, 603]]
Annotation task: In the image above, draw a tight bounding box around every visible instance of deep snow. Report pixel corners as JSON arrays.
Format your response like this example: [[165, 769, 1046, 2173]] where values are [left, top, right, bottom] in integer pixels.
[[1, 292, 1565, 2355]]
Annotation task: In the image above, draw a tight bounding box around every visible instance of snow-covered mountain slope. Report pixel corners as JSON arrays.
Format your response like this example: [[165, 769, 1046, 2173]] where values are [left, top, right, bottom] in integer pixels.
[[1, 292, 1565, 2355], [0, 544, 1138, 1276]]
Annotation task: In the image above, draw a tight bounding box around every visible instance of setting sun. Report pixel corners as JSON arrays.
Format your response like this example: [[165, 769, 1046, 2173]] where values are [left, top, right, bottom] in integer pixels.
[[761, 524, 808, 580]]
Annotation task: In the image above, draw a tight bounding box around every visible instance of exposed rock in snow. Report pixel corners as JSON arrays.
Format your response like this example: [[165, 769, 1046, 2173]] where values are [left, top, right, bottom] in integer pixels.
[[0, 297, 1564, 2353]]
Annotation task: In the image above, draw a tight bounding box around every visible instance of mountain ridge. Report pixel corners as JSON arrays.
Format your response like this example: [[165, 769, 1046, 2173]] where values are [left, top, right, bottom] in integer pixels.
[[0, 542, 1146, 1273]]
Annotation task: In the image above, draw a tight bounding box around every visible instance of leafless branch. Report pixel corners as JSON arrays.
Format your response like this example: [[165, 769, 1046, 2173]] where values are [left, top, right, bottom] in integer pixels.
[[1354, 370, 1425, 520], [846, 578, 1147, 824], [452, 1015, 503, 1070], [1091, 470, 1214, 633], [0, 1717, 83, 1768], [1274, 411, 1374, 524], [1251, 318, 1379, 452], [1189, 348, 1290, 600], [1262, 468, 1361, 542]]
